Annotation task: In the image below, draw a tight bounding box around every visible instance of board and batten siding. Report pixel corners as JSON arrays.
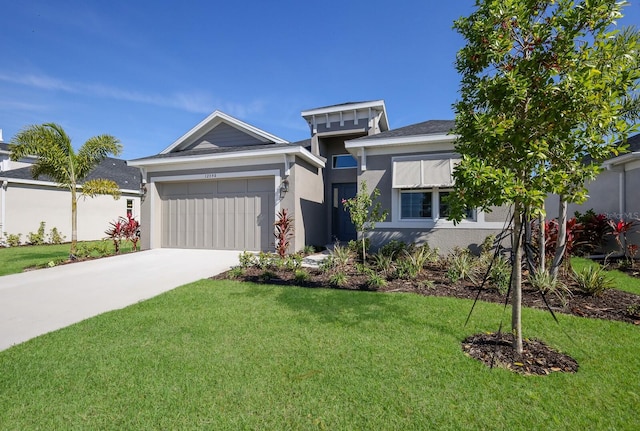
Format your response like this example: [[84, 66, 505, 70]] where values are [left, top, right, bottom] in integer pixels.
[[158, 178, 274, 251], [185, 122, 265, 150]]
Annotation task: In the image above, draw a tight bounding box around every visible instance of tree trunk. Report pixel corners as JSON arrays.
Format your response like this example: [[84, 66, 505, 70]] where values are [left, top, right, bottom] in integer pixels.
[[539, 211, 545, 273], [511, 203, 523, 354], [70, 186, 78, 258], [550, 198, 567, 279]]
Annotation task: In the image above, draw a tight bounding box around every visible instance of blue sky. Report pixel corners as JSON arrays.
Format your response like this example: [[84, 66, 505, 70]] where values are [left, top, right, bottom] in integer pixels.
[[1, 1, 639, 160]]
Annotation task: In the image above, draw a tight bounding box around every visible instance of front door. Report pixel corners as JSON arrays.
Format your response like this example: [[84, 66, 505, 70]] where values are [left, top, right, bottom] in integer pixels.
[[332, 183, 357, 242]]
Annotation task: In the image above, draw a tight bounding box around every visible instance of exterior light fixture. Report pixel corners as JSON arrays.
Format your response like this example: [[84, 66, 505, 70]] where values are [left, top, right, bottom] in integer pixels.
[[280, 178, 289, 199]]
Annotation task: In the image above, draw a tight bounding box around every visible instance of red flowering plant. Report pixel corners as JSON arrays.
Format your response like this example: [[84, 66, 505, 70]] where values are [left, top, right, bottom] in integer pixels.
[[609, 218, 637, 261]]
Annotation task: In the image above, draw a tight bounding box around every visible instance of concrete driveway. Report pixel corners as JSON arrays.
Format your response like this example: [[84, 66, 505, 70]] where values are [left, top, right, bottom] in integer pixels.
[[0, 248, 239, 351]]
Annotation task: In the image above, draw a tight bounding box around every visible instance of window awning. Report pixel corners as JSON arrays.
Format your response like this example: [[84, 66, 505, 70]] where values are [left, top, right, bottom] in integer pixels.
[[392, 157, 459, 188]]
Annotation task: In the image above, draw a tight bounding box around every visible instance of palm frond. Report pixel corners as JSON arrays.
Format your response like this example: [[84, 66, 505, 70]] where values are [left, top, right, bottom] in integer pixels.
[[80, 178, 121, 199], [76, 135, 122, 179]]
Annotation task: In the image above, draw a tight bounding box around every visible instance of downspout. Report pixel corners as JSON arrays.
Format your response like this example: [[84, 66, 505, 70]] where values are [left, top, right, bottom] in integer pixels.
[[1, 180, 7, 240]]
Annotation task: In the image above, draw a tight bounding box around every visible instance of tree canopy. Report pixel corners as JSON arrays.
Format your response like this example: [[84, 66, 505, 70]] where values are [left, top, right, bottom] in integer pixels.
[[449, 0, 639, 352], [10, 123, 123, 255]]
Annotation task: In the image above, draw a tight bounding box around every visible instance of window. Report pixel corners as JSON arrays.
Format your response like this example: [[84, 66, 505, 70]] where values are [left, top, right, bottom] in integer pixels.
[[401, 190, 432, 219], [400, 189, 474, 221], [332, 154, 357, 169], [126, 199, 133, 217]]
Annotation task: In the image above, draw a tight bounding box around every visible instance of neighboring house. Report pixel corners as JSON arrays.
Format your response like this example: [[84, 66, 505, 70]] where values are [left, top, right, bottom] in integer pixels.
[[0, 139, 37, 172], [545, 133, 640, 249], [129, 101, 508, 253], [0, 157, 142, 243]]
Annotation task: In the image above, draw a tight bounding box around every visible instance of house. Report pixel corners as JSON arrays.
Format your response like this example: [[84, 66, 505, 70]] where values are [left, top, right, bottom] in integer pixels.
[[129, 101, 508, 253], [545, 133, 640, 249], [0, 154, 142, 244]]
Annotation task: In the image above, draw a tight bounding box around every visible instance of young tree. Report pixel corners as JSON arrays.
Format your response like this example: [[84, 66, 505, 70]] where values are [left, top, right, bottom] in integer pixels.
[[342, 180, 388, 261], [10, 123, 123, 257], [448, 0, 639, 353]]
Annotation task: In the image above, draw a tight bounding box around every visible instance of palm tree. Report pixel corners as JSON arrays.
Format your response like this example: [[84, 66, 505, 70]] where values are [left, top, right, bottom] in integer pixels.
[[9, 123, 123, 257]]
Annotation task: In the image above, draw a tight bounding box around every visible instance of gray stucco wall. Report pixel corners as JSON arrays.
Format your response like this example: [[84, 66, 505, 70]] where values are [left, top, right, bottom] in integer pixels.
[[369, 227, 506, 256], [290, 158, 325, 251]]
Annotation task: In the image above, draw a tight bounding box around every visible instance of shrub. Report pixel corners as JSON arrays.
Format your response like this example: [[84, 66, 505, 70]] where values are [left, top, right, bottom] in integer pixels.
[[447, 249, 478, 283], [378, 240, 409, 260], [4, 233, 22, 247], [329, 271, 348, 287], [302, 245, 316, 255], [26, 222, 46, 246], [573, 210, 610, 255], [238, 251, 256, 268], [487, 256, 511, 295], [294, 269, 311, 283], [48, 227, 66, 244], [342, 181, 388, 261], [284, 254, 303, 271], [371, 253, 395, 277], [572, 266, 614, 296], [394, 258, 420, 280], [627, 304, 640, 319], [257, 252, 275, 270], [421, 279, 436, 290], [319, 255, 335, 273], [529, 269, 573, 306], [367, 273, 387, 289], [331, 244, 352, 269], [104, 217, 126, 253], [274, 208, 294, 258], [228, 266, 245, 279], [347, 238, 370, 261], [260, 270, 276, 282]]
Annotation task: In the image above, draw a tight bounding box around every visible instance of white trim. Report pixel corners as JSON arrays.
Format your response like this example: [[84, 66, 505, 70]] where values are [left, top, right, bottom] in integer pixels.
[[375, 221, 507, 230], [346, 133, 457, 150], [392, 187, 478, 226], [301, 100, 386, 117], [602, 151, 640, 168], [160, 110, 288, 154], [625, 159, 640, 171], [151, 169, 280, 183], [129, 146, 325, 170], [0, 177, 140, 195]]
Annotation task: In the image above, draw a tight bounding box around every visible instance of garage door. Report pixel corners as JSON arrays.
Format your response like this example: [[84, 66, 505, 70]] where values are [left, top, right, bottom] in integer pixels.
[[159, 178, 275, 251]]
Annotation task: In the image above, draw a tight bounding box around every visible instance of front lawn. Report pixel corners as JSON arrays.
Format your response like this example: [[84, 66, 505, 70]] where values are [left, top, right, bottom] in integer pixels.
[[0, 280, 638, 430], [0, 241, 136, 276]]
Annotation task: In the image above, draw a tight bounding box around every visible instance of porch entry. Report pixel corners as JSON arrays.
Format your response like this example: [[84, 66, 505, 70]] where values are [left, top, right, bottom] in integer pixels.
[[332, 182, 357, 242]]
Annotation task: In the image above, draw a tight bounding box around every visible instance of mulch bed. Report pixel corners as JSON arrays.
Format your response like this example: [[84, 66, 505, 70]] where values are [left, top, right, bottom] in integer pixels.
[[214, 261, 640, 375]]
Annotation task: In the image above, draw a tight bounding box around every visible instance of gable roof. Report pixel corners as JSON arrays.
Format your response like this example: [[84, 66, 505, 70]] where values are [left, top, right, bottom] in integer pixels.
[[160, 110, 288, 154], [345, 119, 456, 150], [0, 157, 141, 191], [356, 120, 455, 140]]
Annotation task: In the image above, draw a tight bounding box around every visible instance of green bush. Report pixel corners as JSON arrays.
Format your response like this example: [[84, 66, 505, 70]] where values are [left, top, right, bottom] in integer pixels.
[[48, 227, 66, 245], [26, 222, 46, 246], [447, 249, 478, 283], [329, 271, 348, 287], [371, 253, 395, 277], [228, 267, 245, 279], [4, 233, 22, 247], [302, 245, 316, 255], [331, 244, 352, 269], [572, 266, 614, 296], [378, 240, 410, 260], [294, 269, 311, 283], [529, 269, 573, 306], [366, 273, 387, 289], [238, 251, 256, 268]]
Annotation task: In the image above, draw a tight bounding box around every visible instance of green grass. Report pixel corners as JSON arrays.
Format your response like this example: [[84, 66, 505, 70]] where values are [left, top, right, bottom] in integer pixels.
[[572, 256, 640, 295], [0, 241, 136, 276], [1, 280, 639, 430]]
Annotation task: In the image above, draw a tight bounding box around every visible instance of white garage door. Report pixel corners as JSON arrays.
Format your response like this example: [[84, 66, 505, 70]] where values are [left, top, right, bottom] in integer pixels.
[[159, 178, 275, 251]]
